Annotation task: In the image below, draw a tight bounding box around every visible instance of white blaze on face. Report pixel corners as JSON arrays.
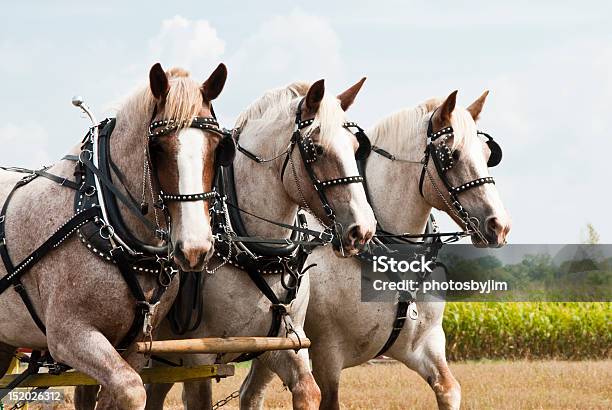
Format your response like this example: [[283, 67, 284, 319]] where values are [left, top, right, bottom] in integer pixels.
[[175, 128, 212, 247]]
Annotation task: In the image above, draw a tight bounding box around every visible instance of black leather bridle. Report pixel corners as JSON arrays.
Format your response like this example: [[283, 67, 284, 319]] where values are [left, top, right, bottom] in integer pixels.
[[363, 110, 503, 243], [238, 98, 365, 233], [148, 116, 235, 204], [416, 111, 501, 242]]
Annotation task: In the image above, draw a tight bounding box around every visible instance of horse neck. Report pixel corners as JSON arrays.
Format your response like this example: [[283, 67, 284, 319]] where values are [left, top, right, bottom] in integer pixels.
[[232, 122, 298, 238], [107, 113, 158, 244], [365, 130, 432, 235]]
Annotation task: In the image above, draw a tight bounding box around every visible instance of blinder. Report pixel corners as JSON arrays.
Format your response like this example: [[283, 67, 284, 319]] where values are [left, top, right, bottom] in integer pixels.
[[216, 134, 236, 167], [478, 131, 502, 168], [433, 138, 454, 171], [299, 132, 320, 164], [344, 122, 372, 160]]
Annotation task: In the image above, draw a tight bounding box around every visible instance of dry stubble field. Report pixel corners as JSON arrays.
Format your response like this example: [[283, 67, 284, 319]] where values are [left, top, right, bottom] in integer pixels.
[[49, 359, 611, 409]]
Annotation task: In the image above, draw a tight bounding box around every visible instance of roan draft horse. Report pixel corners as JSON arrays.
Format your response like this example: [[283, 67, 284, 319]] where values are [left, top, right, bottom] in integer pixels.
[[244, 90, 511, 410], [0, 62, 234, 409], [141, 79, 377, 410]]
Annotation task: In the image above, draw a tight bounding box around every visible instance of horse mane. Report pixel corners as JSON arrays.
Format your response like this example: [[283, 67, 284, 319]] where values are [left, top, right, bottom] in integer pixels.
[[369, 97, 474, 155], [235, 81, 345, 149], [119, 67, 204, 128]]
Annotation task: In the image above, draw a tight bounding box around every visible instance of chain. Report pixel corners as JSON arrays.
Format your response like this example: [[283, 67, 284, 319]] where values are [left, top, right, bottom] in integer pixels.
[[140, 148, 149, 211], [424, 165, 488, 244], [205, 198, 233, 275], [253, 144, 293, 163], [212, 390, 240, 409], [288, 147, 329, 232]]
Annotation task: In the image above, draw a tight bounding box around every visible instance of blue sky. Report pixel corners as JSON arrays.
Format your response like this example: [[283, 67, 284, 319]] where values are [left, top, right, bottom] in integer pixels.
[[1, 1, 611, 243]]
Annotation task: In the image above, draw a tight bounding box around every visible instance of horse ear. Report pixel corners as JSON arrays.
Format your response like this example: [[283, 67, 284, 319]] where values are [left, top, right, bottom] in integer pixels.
[[303, 79, 325, 116], [466, 90, 489, 121], [432, 90, 458, 129], [337, 77, 366, 111], [149, 63, 169, 100], [202, 63, 228, 102]]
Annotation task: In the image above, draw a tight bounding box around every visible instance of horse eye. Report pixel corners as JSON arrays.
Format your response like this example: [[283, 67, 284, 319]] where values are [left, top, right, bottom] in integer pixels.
[[452, 150, 460, 161], [315, 144, 324, 156]]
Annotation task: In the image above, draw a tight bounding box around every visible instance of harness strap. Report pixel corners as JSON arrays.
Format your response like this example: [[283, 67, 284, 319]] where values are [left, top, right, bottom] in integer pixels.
[[108, 154, 144, 212], [0, 206, 100, 294], [375, 301, 409, 357], [232, 262, 294, 363], [77, 156, 159, 233], [236, 143, 266, 163], [0, 207, 101, 334], [14, 282, 47, 334], [34, 170, 79, 189], [0, 350, 42, 401], [168, 271, 204, 335], [317, 176, 364, 188], [418, 147, 431, 197], [112, 246, 173, 350], [232, 308, 283, 363], [0, 167, 98, 334], [224, 201, 333, 245], [0, 166, 79, 190], [227, 242, 307, 362]]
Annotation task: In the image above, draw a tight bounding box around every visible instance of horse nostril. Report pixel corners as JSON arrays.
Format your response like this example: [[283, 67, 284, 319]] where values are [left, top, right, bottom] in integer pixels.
[[485, 217, 509, 243], [173, 240, 211, 271], [347, 225, 365, 246], [174, 240, 184, 256]]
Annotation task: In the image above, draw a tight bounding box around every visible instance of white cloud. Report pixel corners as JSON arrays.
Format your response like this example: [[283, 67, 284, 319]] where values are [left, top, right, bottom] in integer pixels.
[[0, 123, 51, 168], [221, 9, 345, 122], [148, 15, 225, 75], [140, 11, 346, 124], [229, 9, 343, 83]]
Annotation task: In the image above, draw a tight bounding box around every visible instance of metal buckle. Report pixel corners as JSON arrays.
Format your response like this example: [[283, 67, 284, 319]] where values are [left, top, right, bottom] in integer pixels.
[[99, 224, 115, 240], [408, 304, 419, 320], [271, 303, 288, 315], [79, 149, 93, 163], [155, 229, 168, 241], [84, 185, 97, 197], [0, 215, 5, 224], [323, 204, 334, 218], [318, 229, 334, 244], [138, 301, 160, 336]]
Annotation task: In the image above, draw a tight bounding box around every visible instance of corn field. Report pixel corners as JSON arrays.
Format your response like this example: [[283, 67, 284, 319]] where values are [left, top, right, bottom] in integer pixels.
[[443, 302, 611, 360]]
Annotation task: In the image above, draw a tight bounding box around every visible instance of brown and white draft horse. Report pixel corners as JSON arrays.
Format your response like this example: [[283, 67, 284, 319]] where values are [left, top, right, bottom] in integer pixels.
[[0, 62, 229, 409]]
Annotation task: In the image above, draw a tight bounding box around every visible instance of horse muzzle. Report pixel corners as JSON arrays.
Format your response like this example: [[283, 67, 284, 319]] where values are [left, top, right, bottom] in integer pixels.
[[472, 215, 511, 248], [334, 223, 374, 257], [173, 239, 214, 271]]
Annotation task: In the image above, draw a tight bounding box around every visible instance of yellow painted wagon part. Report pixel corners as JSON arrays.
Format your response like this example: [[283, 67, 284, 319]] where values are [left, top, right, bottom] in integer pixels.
[[0, 364, 234, 388], [5, 356, 29, 409], [6, 356, 21, 375], [136, 336, 311, 355]]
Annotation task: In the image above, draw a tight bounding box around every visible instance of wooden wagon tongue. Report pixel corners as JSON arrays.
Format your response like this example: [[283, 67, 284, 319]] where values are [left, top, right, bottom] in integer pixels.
[[135, 336, 310, 355], [0, 337, 309, 389]]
